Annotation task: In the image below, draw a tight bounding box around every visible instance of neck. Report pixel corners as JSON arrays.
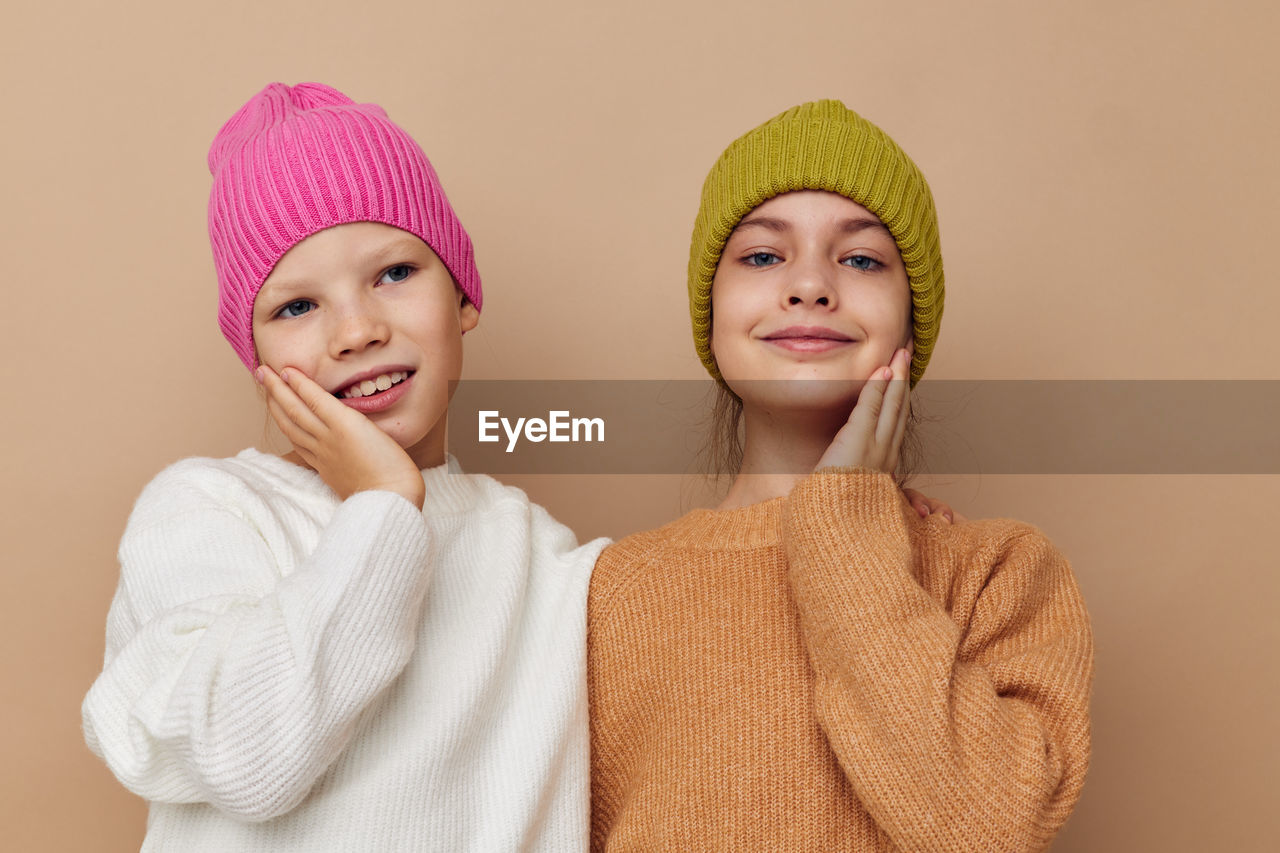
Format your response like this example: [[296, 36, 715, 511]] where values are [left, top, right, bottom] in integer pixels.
[[405, 425, 448, 471], [279, 419, 449, 475], [717, 404, 848, 509]]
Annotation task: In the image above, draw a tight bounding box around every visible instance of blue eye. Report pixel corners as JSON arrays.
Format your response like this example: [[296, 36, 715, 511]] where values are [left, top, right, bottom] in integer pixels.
[[842, 254, 880, 271], [276, 299, 315, 319], [379, 265, 414, 285], [743, 252, 781, 267]]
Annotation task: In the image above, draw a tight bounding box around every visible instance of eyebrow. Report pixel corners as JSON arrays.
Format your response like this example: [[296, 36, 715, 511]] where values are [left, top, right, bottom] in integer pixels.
[[734, 215, 892, 237], [254, 278, 308, 312], [260, 234, 431, 297], [363, 234, 431, 264]]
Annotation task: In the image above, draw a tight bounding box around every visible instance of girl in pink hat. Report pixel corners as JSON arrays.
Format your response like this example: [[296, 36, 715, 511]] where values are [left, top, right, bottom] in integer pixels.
[[82, 82, 608, 851]]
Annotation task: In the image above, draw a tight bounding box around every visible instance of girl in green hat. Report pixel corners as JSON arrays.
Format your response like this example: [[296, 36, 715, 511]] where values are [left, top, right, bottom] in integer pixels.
[[588, 101, 1093, 852]]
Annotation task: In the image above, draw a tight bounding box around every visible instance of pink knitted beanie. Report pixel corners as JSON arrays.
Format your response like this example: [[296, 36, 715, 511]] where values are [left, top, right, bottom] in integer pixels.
[[207, 82, 481, 369]]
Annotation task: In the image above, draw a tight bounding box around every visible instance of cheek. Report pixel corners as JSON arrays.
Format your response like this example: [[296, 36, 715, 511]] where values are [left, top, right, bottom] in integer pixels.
[[866, 282, 912, 343], [252, 333, 283, 369], [709, 276, 757, 338], [874, 297, 910, 339], [893, 272, 913, 342], [410, 315, 466, 375], [708, 277, 769, 377], [251, 326, 276, 368], [253, 326, 317, 373], [707, 298, 735, 360]]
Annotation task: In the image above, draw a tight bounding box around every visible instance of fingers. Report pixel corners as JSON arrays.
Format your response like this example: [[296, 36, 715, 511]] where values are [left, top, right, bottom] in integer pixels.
[[876, 349, 908, 447], [257, 366, 325, 444], [887, 349, 911, 468], [849, 364, 890, 437], [903, 487, 931, 518], [264, 394, 316, 450], [280, 367, 341, 420], [923, 495, 954, 523], [815, 347, 913, 475], [902, 487, 957, 524]]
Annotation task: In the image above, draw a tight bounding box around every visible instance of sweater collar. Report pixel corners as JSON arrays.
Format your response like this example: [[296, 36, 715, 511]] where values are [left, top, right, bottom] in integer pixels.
[[239, 448, 482, 514], [656, 496, 785, 550], [422, 454, 486, 514]]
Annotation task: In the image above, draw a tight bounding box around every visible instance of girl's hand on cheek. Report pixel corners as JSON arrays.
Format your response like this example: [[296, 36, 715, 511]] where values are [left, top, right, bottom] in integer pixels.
[[256, 366, 426, 510], [903, 488, 966, 523], [815, 347, 911, 476]]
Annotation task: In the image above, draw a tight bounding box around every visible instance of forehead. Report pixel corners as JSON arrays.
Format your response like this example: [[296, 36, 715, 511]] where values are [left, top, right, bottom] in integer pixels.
[[734, 190, 889, 235], [259, 222, 431, 296]]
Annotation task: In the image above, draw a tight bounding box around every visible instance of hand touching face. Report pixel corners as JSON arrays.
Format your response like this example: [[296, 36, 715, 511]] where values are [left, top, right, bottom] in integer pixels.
[[710, 190, 912, 415], [251, 222, 478, 483]]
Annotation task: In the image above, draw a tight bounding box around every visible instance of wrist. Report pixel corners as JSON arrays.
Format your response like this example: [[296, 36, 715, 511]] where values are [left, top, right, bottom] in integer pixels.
[[402, 481, 425, 511], [344, 476, 425, 511]]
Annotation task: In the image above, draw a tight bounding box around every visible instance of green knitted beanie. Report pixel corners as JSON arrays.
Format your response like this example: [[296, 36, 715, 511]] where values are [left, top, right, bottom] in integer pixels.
[[689, 100, 944, 386]]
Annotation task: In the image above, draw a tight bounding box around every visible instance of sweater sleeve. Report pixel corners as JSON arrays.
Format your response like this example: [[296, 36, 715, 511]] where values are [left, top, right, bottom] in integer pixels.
[[81, 466, 432, 822], [784, 469, 1093, 853]]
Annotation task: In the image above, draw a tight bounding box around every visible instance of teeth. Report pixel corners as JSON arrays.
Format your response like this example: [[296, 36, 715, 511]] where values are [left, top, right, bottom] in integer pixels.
[[342, 372, 408, 399]]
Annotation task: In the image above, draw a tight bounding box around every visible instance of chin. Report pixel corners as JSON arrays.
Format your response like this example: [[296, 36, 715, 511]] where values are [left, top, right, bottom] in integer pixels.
[[367, 419, 424, 450], [400, 425, 438, 448], [734, 378, 865, 415]]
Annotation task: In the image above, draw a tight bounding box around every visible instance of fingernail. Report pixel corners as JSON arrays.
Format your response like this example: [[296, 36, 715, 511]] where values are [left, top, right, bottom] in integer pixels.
[[280, 369, 291, 383], [944, 512, 954, 523], [253, 367, 264, 384], [921, 505, 931, 515]]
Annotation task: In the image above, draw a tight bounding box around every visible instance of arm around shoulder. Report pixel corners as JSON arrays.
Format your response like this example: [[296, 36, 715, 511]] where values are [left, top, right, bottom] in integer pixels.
[[785, 469, 1094, 852]]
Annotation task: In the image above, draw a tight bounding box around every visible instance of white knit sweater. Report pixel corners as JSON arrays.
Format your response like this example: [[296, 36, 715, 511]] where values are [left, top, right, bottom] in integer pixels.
[[82, 449, 607, 852]]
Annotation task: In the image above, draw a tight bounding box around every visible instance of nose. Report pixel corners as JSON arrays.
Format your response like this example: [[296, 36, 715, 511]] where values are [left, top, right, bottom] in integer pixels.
[[781, 253, 838, 309], [328, 294, 390, 358]]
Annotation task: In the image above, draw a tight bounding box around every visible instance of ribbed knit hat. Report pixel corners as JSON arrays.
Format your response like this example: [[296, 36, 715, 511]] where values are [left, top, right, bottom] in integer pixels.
[[208, 82, 481, 370], [689, 100, 943, 386]]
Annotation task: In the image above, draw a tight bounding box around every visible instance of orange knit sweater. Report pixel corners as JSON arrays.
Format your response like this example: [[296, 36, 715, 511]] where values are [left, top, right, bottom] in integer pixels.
[[588, 470, 1093, 852]]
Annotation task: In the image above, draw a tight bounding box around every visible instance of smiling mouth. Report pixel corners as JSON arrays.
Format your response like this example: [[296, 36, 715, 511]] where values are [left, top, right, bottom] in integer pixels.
[[760, 329, 858, 354], [762, 326, 855, 343], [764, 338, 854, 353], [336, 371, 413, 399]]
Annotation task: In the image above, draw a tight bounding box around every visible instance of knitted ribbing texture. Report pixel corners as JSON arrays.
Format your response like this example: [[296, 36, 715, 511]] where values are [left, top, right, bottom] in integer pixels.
[[588, 470, 1092, 851], [207, 82, 481, 370], [84, 449, 606, 851], [688, 100, 944, 385]]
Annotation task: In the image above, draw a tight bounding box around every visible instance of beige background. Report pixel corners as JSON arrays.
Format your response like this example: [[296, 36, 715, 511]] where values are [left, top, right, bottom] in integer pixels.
[[3, 0, 1277, 850]]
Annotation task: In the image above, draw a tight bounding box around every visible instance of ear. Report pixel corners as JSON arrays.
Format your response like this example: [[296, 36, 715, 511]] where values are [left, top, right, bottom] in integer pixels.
[[459, 293, 479, 334]]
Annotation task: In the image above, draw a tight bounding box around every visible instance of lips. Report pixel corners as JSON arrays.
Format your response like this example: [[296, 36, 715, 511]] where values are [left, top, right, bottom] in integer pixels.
[[762, 325, 854, 342], [761, 325, 856, 353], [335, 371, 415, 414], [328, 367, 417, 414]]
